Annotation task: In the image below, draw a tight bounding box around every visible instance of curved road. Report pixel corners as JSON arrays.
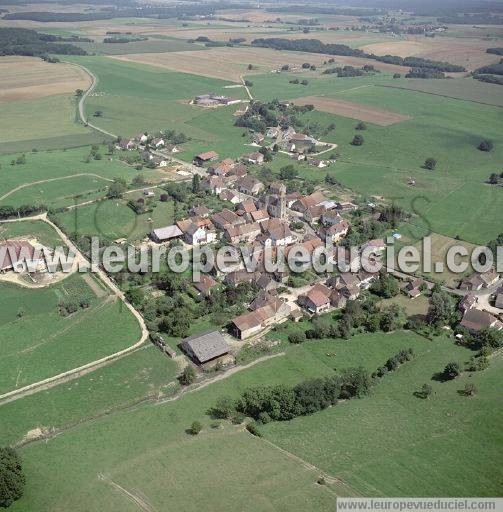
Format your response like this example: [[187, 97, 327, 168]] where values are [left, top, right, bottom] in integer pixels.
[[0, 213, 148, 406], [74, 63, 117, 139]]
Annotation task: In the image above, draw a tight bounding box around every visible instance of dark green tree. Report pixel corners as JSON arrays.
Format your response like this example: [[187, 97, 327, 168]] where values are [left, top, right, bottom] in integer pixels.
[[0, 447, 25, 508]]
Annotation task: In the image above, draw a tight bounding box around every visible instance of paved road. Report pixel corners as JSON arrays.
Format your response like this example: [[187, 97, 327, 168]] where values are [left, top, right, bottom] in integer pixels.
[[0, 213, 148, 406]]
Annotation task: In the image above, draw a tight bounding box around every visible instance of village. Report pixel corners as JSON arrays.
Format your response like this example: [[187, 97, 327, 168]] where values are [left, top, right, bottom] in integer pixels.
[[2, 119, 502, 374], [103, 122, 503, 371]]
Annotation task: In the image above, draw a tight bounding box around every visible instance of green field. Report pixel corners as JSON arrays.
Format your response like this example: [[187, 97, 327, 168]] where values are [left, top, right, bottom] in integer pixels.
[[0, 94, 102, 154], [53, 195, 174, 241], [0, 345, 178, 446], [64, 56, 250, 158], [2, 330, 500, 510], [0, 219, 65, 247], [261, 335, 503, 497], [0, 272, 141, 394], [0, 147, 136, 208], [75, 36, 203, 55]]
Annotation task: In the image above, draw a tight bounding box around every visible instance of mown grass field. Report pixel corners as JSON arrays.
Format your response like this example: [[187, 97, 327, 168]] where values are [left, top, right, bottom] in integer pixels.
[[0, 272, 141, 394], [65, 56, 249, 157], [261, 335, 503, 497], [6, 347, 343, 511], [3, 330, 500, 510], [0, 219, 65, 247], [0, 94, 101, 153], [0, 146, 136, 208], [53, 196, 174, 241]]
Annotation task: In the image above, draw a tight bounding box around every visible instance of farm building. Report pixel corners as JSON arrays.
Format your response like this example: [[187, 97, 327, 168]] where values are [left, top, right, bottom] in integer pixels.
[[0, 240, 43, 273], [180, 330, 230, 365], [150, 225, 183, 243], [194, 151, 219, 166]]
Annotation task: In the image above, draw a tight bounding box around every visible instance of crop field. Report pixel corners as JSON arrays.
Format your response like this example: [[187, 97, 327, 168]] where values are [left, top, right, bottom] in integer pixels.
[[360, 36, 501, 71], [112, 46, 410, 81], [262, 336, 503, 497], [53, 197, 174, 241], [0, 57, 98, 152], [0, 147, 135, 207], [0, 57, 91, 103], [0, 271, 141, 395], [293, 95, 412, 126]]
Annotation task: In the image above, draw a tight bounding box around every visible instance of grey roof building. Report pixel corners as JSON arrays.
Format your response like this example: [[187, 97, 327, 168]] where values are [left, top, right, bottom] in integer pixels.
[[180, 330, 229, 364]]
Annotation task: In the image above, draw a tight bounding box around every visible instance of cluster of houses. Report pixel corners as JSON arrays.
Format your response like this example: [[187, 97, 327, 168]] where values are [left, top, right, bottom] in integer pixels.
[[458, 269, 503, 333], [192, 93, 241, 108], [115, 133, 180, 158]]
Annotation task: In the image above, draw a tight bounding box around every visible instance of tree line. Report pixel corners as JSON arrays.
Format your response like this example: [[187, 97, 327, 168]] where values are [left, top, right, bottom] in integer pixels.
[[0, 27, 86, 57], [250, 37, 466, 72]]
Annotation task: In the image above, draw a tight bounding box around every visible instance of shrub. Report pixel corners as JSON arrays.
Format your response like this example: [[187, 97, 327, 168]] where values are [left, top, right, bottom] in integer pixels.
[[351, 134, 364, 146], [0, 447, 25, 508], [288, 331, 306, 344], [424, 157, 437, 170], [190, 421, 202, 435], [478, 139, 493, 152]]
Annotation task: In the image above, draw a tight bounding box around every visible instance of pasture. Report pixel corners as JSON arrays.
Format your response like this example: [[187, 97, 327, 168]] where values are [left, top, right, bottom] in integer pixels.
[[0, 147, 135, 208], [53, 196, 174, 241], [3, 330, 499, 510], [262, 335, 503, 497], [7, 346, 345, 511], [0, 272, 141, 395]]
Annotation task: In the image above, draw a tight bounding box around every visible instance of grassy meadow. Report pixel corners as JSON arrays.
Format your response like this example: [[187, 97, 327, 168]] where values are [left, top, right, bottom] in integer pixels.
[[0, 146, 136, 208], [2, 330, 500, 511], [0, 272, 141, 394], [0, 94, 102, 154], [261, 335, 503, 497], [52, 195, 174, 241], [65, 56, 249, 158]]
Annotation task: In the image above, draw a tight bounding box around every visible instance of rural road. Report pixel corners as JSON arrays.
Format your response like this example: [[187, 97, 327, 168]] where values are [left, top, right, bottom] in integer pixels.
[[74, 63, 117, 139], [0, 213, 149, 406]]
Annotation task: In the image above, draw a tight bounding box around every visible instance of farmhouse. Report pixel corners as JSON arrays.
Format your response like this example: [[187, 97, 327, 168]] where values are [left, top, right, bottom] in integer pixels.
[[219, 189, 242, 204], [460, 269, 500, 291], [0, 240, 42, 273], [194, 151, 219, 166], [242, 152, 264, 165], [298, 283, 331, 315], [209, 158, 236, 176], [459, 309, 503, 333], [232, 298, 290, 339], [223, 222, 261, 244], [458, 293, 478, 313], [319, 219, 350, 243], [193, 273, 218, 297], [236, 175, 265, 195], [202, 175, 225, 195], [117, 138, 135, 151], [180, 330, 230, 365], [291, 191, 327, 213], [211, 208, 245, 230], [150, 225, 183, 243]]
